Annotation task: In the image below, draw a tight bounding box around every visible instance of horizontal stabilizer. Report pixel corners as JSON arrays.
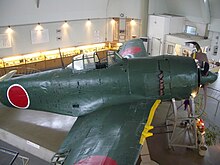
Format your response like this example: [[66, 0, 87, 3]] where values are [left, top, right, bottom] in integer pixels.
[[0, 70, 17, 82]]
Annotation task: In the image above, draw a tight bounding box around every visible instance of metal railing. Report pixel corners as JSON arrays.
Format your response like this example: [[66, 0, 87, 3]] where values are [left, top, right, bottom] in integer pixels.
[[207, 87, 220, 117], [0, 146, 29, 165]]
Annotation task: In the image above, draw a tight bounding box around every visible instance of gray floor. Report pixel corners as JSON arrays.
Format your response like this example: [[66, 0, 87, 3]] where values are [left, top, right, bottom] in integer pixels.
[[0, 140, 49, 165], [0, 106, 76, 152], [147, 73, 220, 165], [0, 106, 77, 164], [147, 102, 220, 165]]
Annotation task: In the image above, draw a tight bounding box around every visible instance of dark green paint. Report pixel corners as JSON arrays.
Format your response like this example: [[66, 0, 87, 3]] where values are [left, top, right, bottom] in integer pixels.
[[56, 102, 155, 165], [0, 55, 205, 116], [0, 39, 217, 165]]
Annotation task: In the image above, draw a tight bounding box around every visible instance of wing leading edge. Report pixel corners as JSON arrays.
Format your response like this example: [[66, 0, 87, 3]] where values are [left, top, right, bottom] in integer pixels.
[[51, 100, 161, 165]]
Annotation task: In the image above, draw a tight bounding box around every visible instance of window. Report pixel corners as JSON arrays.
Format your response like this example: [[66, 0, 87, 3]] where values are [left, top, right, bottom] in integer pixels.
[[185, 25, 197, 35], [167, 44, 174, 54]]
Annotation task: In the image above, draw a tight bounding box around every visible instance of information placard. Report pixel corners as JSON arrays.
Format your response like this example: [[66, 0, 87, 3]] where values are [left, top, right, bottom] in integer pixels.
[[0, 34, 12, 49], [31, 29, 49, 44]]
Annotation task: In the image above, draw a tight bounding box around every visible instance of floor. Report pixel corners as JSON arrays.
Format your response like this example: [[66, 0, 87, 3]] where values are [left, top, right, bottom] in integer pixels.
[[0, 106, 76, 152], [147, 73, 220, 165], [0, 74, 220, 165], [147, 102, 220, 165], [0, 140, 49, 165], [0, 105, 76, 164]]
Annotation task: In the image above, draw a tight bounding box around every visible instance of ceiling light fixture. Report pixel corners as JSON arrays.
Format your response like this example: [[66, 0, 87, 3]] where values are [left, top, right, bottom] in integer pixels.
[[130, 19, 136, 26], [62, 20, 69, 28], [111, 18, 116, 24], [6, 25, 13, 33], [86, 19, 91, 26], [35, 23, 43, 31]]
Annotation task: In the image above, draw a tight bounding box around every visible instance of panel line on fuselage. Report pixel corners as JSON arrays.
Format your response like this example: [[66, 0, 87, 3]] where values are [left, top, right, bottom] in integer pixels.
[[127, 59, 132, 95]]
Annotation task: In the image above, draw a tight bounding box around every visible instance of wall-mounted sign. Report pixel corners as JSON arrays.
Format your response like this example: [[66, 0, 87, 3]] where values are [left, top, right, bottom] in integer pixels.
[[213, 45, 218, 55], [0, 34, 12, 49], [31, 29, 49, 44]]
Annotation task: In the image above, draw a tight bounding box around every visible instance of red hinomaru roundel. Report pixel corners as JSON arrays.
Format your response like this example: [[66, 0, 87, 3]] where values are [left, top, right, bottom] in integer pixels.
[[75, 155, 118, 165], [7, 84, 30, 109], [120, 46, 142, 57]]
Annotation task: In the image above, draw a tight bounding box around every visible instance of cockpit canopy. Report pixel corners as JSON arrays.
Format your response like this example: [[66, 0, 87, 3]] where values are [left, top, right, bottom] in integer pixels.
[[67, 51, 120, 72]]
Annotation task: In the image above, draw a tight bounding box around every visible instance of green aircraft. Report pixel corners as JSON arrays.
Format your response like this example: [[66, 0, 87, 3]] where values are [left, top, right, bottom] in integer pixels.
[[0, 39, 217, 165]]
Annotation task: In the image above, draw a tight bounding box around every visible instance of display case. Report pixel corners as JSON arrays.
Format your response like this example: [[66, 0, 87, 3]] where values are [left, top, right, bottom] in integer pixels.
[[61, 47, 79, 57], [0, 42, 119, 76], [24, 53, 45, 63], [0, 59, 5, 75], [3, 56, 25, 67], [0, 59, 4, 68]]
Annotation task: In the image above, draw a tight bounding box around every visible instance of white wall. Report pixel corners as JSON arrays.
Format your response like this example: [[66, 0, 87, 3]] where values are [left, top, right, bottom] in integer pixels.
[[209, 18, 220, 33], [149, 0, 220, 60], [0, 0, 144, 27], [149, 0, 220, 31], [0, 0, 144, 57], [0, 19, 107, 57], [148, 0, 168, 15], [207, 31, 220, 62], [185, 20, 207, 36], [0, 0, 109, 26], [207, 0, 220, 61], [107, 0, 142, 19], [165, 0, 204, 23]]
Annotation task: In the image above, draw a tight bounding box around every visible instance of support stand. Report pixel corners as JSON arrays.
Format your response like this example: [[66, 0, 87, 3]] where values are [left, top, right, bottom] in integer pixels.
[[166, 97, 198, 150]]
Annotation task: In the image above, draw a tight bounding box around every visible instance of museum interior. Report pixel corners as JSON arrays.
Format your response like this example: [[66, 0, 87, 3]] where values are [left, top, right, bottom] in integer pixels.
[[0, 0, 220, 164]]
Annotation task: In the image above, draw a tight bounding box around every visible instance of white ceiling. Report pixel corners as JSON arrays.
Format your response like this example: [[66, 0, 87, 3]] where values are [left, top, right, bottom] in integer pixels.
[[149, 0, 220, 22], [209, 0, 220, 18], [165, 0, 220, 19], [0, 0, 143, 27]]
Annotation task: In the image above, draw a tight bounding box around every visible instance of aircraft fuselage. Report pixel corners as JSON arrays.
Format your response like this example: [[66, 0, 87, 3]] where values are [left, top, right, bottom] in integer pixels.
[[0, 55, 201, 117]]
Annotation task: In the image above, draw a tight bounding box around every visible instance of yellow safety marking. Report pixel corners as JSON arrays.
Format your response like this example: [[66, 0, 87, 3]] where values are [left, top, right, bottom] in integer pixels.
[[193, 52, 196, 59], [139, 100, 161, 145]]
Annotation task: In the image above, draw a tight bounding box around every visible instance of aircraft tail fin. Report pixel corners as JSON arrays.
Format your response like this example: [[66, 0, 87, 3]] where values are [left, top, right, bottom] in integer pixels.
[[0, 70, 17, 82], [118, 38, 147, 58]]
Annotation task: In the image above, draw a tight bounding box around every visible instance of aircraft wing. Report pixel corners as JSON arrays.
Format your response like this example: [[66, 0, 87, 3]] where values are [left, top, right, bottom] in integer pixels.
[[51, 100, 161, 165]]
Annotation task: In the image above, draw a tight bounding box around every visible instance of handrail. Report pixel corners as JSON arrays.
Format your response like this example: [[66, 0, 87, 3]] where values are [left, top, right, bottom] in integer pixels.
[[0, 146, 29, 165], [0, 146, 19, 165]]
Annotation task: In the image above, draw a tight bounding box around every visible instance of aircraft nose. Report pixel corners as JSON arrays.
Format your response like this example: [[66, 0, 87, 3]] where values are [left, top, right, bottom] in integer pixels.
[[200, 71, 218, 85]]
